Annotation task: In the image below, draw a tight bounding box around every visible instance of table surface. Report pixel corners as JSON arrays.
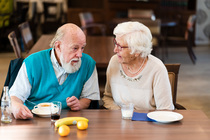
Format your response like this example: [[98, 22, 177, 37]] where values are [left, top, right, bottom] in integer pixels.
[[27, 34, 115, 68], [0, 110, 210, 140]]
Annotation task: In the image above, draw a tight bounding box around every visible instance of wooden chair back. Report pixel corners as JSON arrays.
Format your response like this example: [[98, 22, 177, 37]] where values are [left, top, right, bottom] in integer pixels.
[[18, 21, 34, 52], [8, 31, 22, 58], [79, 12, 106, 36], [163, 15, 196, 64], [165, 63, 186, 109], [79, 12, 94, 27]]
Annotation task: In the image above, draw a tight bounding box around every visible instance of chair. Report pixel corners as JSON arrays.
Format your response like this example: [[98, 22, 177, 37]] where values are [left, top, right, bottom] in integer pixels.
[[16, 1, 38, 41], [18, 21, 34, 52], [0, 58, 24, 104], [8, 31, 22, 58], [165, 63, 186, 109], [128, 9, 156, 20], [42, 1, 66, 34], [99, 64, 185, 110], [79, 12, 106, 36], [163, 15, 197, 64]]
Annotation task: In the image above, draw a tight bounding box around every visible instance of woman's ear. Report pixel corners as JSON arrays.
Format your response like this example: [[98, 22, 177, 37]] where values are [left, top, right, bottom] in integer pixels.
[[135, 53, 140, 57]]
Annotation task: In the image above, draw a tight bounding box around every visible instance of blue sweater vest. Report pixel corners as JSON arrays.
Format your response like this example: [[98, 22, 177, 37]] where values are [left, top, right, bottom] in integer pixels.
[[24, 49, 96, 109]]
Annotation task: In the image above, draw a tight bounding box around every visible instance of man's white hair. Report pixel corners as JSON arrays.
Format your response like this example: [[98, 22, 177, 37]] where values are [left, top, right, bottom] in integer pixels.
[[50, 26, 65, 48], [113, 21, 153, 57]]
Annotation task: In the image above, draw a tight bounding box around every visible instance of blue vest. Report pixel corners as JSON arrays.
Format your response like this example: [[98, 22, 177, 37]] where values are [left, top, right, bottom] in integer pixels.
[[24, 49, 96, 110]]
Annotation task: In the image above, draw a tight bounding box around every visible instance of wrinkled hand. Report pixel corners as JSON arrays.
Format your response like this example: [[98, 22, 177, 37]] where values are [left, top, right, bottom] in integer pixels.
[[11, 102, 33, 119], [66, 96, 81, 111]]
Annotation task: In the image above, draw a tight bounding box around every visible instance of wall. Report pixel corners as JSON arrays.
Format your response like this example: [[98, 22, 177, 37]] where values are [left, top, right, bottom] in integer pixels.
[[195, 0, 210, 45]]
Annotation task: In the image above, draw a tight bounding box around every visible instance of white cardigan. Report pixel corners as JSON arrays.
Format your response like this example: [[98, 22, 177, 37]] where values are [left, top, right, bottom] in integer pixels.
[[102, 54, 174, 110]]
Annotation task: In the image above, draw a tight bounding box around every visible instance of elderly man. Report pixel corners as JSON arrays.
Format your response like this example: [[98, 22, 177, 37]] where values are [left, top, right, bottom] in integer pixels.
[[9, 23, 100, 119]]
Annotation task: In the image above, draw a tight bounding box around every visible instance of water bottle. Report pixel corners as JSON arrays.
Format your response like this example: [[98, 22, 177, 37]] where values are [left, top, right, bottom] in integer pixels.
[[1, 86, 12, 123]]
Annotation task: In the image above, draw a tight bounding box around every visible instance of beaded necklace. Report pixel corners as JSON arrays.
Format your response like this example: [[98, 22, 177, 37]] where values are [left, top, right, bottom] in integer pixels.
[[127, 57, 146, 75]]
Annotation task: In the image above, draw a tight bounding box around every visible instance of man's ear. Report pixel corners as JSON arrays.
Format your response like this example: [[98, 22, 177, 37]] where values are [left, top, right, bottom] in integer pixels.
[[54, 41, 61, 52]]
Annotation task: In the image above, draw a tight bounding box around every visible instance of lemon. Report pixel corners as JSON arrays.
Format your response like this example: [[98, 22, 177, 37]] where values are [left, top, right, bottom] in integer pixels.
[[58, 125, 70, 136], [77, 120, 88, 130]]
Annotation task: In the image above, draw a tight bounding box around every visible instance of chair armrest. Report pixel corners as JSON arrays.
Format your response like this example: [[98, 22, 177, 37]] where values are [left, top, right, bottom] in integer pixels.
[[175, 103, 186, 110]]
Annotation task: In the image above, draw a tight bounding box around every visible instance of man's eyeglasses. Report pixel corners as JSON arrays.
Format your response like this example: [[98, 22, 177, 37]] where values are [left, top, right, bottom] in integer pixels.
[[113, 38, 128, 51]]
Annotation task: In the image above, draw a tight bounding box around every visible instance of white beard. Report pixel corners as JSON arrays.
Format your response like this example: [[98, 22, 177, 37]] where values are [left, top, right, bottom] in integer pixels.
[[60, 54, 82, 73]]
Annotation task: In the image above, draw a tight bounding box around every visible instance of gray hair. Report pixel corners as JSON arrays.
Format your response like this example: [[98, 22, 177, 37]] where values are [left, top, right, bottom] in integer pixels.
[[50, 26, 65, 48], [113, 21, 153, 57]]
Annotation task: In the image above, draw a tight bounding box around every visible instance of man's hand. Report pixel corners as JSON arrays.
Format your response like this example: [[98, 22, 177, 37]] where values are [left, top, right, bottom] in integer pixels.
[[11, 96, 33, 119], [66, 96, 81, 111], [66, 96, 91, 111]]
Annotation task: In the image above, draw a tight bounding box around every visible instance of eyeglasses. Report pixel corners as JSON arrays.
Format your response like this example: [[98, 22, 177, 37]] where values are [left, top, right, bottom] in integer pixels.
[[113, 38, 128, 51]]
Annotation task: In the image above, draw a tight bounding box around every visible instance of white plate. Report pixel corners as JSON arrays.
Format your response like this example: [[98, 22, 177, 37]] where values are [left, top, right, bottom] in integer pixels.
[[32, 108, 51, 117], [147, 111, 183, 123]]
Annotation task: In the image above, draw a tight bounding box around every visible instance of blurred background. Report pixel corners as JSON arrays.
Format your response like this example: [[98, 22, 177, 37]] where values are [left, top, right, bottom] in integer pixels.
[[0, 0, 210, 117]]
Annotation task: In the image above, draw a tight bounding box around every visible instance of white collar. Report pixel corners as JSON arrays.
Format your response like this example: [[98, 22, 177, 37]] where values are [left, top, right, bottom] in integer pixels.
[[51, 48, 67, 74]]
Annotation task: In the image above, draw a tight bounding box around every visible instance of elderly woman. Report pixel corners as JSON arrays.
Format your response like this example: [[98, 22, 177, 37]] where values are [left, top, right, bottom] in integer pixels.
[[102, 21, 174, 110]]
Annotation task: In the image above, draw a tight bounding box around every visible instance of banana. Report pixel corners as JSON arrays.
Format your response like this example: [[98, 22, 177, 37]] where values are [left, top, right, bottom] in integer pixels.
[[55, 117, 89, 127]]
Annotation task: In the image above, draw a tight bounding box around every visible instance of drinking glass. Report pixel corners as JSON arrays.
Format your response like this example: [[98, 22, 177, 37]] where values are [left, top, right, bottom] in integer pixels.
[[50, 101, 62, 122], [121, 103, 134, 119]]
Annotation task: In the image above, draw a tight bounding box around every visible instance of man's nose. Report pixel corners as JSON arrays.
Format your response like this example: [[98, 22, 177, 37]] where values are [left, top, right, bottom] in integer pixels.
[[76, 49, 83, 58]]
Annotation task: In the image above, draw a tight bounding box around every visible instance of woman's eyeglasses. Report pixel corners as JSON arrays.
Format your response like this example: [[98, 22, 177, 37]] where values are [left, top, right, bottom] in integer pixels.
[[113, 38, 128, 51]]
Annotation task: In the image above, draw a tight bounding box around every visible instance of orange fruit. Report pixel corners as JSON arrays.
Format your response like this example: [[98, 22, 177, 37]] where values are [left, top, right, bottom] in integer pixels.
[[58, 125, 70, 136], [77, 120, 88, 130]]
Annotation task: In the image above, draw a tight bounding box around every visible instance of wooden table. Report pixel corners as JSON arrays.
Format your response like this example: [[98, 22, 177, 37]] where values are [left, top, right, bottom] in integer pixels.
[[27, 34, 114, 68], [0, 110, 210, 140]]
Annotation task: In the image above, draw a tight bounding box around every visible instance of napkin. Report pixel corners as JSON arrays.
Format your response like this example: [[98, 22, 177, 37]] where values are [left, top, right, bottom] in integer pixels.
[[132, 112, 155, 122]]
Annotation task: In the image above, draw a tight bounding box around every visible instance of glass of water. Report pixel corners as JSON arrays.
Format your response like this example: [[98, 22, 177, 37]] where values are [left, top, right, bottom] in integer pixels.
[[121, 103, 134, 119]]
